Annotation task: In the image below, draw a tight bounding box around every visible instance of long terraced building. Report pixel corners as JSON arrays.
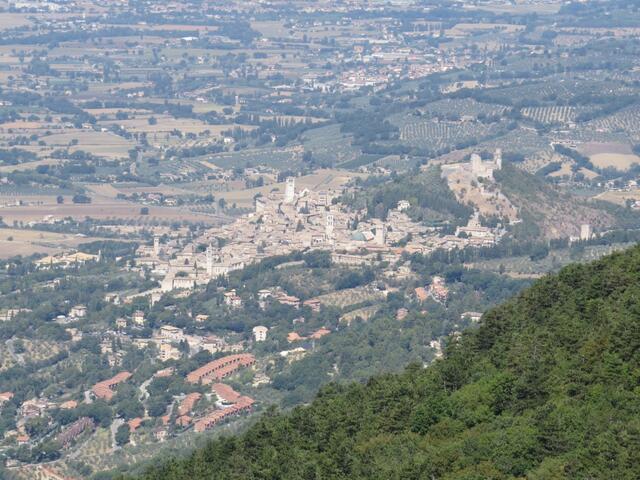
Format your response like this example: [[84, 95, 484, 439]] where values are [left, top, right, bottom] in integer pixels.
[[186, 354, 255, 385]]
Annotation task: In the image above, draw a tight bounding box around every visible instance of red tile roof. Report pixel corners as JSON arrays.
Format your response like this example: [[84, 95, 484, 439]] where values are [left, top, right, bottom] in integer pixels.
[[128, 417, 143, 432], [155, 367, 174, 378], [92, 371, 132, 401], [211, 383, 241, 403], [287, 332, 305, 342], [177, 392, 202, 417], [310, 327, 330, 339], [176, 415, 192, 427], [414, 287, 428, 302], [193, 397, 255, 433], [60, 400, 78, 410], [186, 354, 255, 385]]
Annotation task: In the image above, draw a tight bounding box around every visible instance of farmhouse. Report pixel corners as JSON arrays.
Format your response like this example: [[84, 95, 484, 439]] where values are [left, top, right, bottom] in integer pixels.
[[159, 325, 184, 341], [158, 343, 181, 362], [132, 310, 145, 326]]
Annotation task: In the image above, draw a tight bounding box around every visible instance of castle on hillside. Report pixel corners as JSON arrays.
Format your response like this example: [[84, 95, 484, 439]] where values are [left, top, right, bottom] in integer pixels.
[[440, 148, 502, 181], [470, 148, 502, 179]]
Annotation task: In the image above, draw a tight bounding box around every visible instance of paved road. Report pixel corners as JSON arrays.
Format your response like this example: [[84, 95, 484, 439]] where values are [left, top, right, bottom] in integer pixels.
[[110, 418, 125, 451], [139, 377, 152, 402]]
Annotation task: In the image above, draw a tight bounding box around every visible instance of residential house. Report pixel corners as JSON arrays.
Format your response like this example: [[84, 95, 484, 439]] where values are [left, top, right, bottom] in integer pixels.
[[158, 343, 181, 362], [69, 305, 87, 318], [252, 326, 268, 342], [132, 310, 145, 326], [159, 325, 184, 341]]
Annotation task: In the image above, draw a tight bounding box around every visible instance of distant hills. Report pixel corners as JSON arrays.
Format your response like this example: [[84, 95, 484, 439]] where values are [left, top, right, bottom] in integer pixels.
[[123, 244, 640, 479]]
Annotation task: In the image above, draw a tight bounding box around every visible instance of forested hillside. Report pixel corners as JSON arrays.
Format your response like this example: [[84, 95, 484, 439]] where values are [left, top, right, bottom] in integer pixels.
[[127, 245, 640, 479]]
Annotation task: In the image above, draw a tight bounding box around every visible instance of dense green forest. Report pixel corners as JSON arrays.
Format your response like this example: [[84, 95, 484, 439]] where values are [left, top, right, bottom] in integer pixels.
[[125, 244, 640, 479]]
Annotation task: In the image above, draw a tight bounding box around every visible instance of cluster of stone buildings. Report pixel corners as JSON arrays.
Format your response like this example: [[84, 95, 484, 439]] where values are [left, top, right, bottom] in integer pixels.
[[35, 251, 101, 269], [132, 173, 508, 298]]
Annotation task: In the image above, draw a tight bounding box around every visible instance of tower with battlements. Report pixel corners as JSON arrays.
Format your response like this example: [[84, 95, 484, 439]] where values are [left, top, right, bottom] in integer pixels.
[[375, 223, 386, 246], [471, 153, 483, 176], [206, 244, 214, 277], [326, 213, 334, 238], [495, 148, 502, 170], [284, 177, 296, 204]]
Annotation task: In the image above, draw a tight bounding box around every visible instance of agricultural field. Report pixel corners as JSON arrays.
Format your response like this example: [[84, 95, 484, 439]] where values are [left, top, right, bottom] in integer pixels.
[[469, 243, 635, 277], [0, 228, 107, 259], [397, 117, 509, 152], [521, 106, 580, 124], [339, 305, 381, 325], [0, 195, 219, 226], [43, 131, 135, 159], [0, 343, 16, 371], [445, 22, 525, 37], [67, 427, 113, 468], [586, 104, 640, 143], [577, 142, 640, 171], [590, 153, 640, 171], [312, 284, 386, 309], [417, 98, 507, 119], [54, 423, 220, 476], [100, 117, 255, 137], [477, 127, 553, 161], [595, 189, 640, 207], [204, 146, 301, 170], [0, 13, 32, 30], [8, 464, 73, 480], [301, 124, 364, 168], [20, 339, 63, 363]]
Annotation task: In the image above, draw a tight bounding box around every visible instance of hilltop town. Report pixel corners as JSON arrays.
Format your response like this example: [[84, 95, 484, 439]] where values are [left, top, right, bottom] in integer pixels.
[[135, 152, 508, 299]]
